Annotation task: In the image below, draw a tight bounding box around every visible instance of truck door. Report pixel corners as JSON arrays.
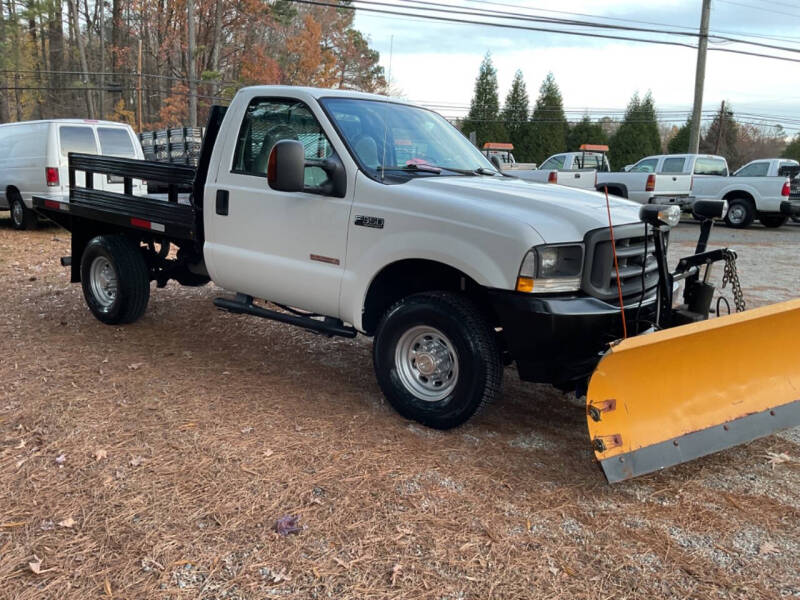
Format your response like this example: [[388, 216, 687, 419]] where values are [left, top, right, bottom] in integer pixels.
[[205, 97, 353, 317]]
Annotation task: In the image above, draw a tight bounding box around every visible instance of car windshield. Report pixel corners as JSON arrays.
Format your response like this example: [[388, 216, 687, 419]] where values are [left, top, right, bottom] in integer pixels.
[[320, 97, 496, 176]]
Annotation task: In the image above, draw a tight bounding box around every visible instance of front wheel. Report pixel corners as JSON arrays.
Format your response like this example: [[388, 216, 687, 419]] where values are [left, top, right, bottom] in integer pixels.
[[80, 235, 150, 324], [373, 292, 502, 430], [759, 214, 788, 228], [9, 192, 38, 230]]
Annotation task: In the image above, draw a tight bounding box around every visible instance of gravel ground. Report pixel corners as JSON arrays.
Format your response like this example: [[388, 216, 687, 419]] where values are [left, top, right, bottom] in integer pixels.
[[1, 215, 798, 599]]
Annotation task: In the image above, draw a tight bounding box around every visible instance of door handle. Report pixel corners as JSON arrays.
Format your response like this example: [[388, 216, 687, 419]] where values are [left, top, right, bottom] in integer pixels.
[[574, 173, 580, 178], [216, 190, 229, 216]]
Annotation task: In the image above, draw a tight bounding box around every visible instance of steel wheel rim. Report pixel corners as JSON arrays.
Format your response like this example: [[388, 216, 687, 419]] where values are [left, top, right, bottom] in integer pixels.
[[394, 325, 459, 402], [11, 200, 23, 226], [728, 204, 746, 224], [89, 256, 118, 309]]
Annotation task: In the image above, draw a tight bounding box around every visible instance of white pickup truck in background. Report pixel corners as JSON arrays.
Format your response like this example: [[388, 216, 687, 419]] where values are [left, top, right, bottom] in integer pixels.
[[514, 146, 609, 190], [625, 153, 797, 228], [595, 158, 693, 206]]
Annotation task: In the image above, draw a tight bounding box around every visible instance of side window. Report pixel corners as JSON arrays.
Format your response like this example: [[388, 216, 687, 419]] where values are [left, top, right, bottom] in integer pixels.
[[232, 98, 333, 189], [694, 158, 727, 176], [632, 158, 658, 173], [735, 162, 768, 177], [661, 157, 686, 173], [59, 126, 98, 156], [540, 155, 565, 170], [98, 127, 136, 157], [4, 123, 48, 158]]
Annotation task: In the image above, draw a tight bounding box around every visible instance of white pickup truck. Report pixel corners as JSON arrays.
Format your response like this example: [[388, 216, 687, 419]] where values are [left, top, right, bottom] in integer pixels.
[[32, 85, 728, 432], [514, 148, 609, 190], [595, 158, 693, 206], [622, 154, 799, 228]]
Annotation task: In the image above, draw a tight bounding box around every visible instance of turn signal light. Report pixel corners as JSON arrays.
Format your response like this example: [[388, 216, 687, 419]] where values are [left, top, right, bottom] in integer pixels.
[[45, 167, 59, 187], [516, 277, 534, 293]]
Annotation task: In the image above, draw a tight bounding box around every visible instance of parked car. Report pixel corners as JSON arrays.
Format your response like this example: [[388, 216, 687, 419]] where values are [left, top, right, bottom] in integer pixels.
[[0, 119, 145, 230], [595, 158, 693, 206], [481, 142, 536, 171], [620, 153, 796, 228], [514, 145, 610, 190]]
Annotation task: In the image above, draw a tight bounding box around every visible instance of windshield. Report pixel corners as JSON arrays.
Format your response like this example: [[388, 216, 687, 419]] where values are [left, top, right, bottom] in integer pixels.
[[320, 97, 496, 176]]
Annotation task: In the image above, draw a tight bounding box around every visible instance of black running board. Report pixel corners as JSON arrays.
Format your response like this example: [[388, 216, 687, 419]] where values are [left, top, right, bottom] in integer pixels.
[[213, 295, 357, 338]]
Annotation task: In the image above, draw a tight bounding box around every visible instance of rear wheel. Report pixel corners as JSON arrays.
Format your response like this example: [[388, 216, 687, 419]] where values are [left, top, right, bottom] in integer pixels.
[[759, 214, 788, 228], [373, 292, 502, 430], [724, 198, 754, 228], [80, 235, 150, 324], [9, 192, 38, 230]]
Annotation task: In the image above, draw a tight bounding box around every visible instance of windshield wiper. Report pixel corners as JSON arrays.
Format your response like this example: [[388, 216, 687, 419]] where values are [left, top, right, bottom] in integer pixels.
[[378, 163, 442, 174], [474, 167, 500, 176]]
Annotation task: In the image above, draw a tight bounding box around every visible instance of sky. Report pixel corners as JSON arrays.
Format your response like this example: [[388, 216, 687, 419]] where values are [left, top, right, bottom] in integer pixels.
[[353, 0, 800, 133]]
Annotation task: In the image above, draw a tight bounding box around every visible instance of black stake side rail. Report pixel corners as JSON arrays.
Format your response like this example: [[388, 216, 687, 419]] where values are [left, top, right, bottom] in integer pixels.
[[68, 153, 196, 204]]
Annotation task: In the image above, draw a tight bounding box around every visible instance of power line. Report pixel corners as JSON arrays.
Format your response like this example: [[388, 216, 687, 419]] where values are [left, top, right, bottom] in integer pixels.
[[456, 0, 800, 44], [715, 0, 800, 20], [297, 0, 800, 64], [395, 0, 800, 55]]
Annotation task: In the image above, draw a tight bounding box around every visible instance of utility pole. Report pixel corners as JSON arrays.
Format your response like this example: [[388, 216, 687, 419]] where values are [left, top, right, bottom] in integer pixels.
[[137, 39, 143, 132], [187, 0, 198, 128], [688, 0, 711, 154], [99, 3, 105, 119], [714, 100, 725, 154]]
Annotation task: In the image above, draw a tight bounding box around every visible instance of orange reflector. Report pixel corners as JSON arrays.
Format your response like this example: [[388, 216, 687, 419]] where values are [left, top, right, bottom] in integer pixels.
[[516, 277, 534, 292]]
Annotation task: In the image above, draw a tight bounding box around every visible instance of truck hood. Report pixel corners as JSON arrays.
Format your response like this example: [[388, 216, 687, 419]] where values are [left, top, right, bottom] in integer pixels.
[[406, 175, 643, 243]]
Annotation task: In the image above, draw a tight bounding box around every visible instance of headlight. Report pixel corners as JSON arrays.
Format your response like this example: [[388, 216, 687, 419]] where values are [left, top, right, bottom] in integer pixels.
[[516, 244, 583, 293], [639, 204, 681, 227]]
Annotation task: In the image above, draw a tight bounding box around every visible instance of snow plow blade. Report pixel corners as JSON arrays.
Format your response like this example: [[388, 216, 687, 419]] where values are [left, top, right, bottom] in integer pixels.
[[587, 298, 800, 483]]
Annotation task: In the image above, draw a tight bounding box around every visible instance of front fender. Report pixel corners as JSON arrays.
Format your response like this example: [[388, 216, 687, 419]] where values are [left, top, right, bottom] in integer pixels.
[[340, 230, 522, 331]]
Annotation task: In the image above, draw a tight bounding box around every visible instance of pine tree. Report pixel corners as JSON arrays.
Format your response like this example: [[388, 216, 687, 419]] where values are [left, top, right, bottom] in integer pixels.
[[700, 103, 740, 165], [667, 118, 693, 154], [782, 134, 800, 162], [566, 116, 609, 151], [501, 70, 533, 160], [608, 92, 662, 170], [461, 53, 506, 147], [529, 73, 568, 164]]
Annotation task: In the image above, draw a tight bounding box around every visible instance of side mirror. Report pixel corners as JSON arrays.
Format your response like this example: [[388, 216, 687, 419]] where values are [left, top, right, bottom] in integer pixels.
[[490, 155, 502, 171], [623, 164, 632, 172], [267, 140, 305, 193]]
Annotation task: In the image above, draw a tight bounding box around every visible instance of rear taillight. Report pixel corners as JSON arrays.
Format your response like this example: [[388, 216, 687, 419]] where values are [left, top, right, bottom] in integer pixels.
[[645, 174, 656, 192], [547, 171, 558, 184], [45, 167, 59, 187], [782, 180, 790, 196]]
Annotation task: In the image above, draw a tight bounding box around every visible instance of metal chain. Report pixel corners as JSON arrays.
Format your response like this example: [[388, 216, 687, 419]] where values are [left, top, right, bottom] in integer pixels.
[[721, 250, 746, 312]]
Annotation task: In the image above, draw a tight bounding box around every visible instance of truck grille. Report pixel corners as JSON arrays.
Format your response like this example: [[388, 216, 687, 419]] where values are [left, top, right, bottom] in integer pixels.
[[583, 224, 662, 303]]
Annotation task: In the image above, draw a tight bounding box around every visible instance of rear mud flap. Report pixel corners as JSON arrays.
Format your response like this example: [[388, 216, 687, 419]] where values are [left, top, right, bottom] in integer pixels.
[[587, 298, 800, 483]]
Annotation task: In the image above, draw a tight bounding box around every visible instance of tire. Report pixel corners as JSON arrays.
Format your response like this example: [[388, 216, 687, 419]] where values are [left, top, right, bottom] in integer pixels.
[[724, 198, 754, 228], [9, 191, 38, 230], [373, 292, 502, 430], [759, 214, 788, 228], [80, 235, 150, 325]]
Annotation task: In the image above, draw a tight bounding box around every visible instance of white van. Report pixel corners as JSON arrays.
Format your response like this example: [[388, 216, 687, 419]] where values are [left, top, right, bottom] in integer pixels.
[[0, 119, 145, 229]]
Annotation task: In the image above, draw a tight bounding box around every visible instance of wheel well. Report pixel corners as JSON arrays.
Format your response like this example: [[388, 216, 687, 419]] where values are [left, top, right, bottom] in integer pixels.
[[361, 259, 495, 335], [723, 190, 755, 206], [6, 185, 20, 199], [598, 184, 626, 198]]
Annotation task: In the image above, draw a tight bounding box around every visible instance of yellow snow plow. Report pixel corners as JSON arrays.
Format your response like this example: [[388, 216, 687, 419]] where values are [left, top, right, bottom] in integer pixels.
[[586, 200, 800, 482]]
